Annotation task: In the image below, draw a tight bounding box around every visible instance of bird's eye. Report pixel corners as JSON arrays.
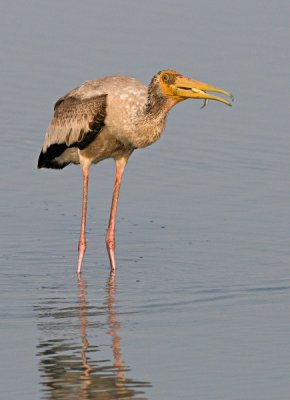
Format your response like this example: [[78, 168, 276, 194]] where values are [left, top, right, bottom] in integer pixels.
[[162, 73, 170, 83]]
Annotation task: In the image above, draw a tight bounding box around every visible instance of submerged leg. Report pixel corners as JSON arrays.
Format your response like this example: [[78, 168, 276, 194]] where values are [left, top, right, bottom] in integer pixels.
[[106, 158, 127, 272], [77, 167, 89, 275]]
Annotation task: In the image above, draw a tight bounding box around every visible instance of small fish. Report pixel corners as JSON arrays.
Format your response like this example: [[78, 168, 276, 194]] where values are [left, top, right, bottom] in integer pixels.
[[201, 98, 209, 109]]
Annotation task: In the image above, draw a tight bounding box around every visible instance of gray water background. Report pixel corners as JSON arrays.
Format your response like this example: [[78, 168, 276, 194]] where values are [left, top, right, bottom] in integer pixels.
[[1, 1, 290, 399]]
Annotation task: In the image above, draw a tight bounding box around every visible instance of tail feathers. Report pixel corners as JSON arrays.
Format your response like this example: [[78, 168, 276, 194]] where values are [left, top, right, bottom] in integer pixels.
[[37, 143, 70, 169]]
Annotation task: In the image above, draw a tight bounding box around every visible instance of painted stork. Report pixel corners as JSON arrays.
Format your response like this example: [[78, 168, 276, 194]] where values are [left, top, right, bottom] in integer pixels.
[[38, 70, 233, 274]]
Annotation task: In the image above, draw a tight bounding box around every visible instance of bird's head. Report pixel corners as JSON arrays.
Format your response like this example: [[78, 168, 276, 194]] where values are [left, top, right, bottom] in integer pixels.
[[155, 70, 233, 109]]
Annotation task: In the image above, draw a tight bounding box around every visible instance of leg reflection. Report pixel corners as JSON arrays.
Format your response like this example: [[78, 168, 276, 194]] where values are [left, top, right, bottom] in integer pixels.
[[36, 273, 150, 399], [78, 276, 93, 378], [106, 272, 126, 382]]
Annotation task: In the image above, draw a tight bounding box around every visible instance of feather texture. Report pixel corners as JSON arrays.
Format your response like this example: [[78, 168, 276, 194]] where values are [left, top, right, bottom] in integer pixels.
[[38, 94, 107, 168], [38, 74, 171, 169]]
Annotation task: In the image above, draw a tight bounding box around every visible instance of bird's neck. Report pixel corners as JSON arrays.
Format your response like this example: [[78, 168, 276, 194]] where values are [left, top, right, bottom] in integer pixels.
[[145, 82, 175, 116], [145, 93, 168, 116], [125, 102, 166, 150], [125, 83, 176, 149]]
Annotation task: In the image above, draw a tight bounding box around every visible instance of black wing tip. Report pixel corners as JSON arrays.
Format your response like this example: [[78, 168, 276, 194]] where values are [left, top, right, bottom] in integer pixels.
[[37, 142, 72, 169], [37, 149, 68, 169], [37, 160, 67, 169], [37, 151, 46, 168], [37, 152, 45, 168]]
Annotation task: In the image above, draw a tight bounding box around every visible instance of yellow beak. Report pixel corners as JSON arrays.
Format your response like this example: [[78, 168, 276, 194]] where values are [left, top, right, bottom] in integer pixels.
[[170, 75, 234, 107]]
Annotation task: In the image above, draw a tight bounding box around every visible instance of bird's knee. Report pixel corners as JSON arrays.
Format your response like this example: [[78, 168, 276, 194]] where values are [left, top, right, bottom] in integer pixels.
[[105, 236, 115, 251], [78, 240, 87, 253]]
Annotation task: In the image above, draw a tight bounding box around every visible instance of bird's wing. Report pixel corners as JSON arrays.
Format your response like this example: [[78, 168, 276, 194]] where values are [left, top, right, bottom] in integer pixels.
[[38, 94, 107, 168], [44, 93, 107, 151]]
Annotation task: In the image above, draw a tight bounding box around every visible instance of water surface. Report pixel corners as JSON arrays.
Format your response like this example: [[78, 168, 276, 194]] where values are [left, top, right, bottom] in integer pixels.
[[1, 1, 290, 399]]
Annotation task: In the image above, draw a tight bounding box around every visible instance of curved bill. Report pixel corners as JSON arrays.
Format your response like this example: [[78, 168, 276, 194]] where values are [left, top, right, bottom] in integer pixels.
[[172, 75, 234, 107]]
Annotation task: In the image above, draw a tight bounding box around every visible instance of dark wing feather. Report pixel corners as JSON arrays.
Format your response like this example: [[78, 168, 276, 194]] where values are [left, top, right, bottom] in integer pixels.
[[38, 94, 107, 169]]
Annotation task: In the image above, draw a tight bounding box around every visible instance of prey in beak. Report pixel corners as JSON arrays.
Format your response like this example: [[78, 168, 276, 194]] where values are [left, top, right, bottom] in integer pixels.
[[159, 70, 234, 108]]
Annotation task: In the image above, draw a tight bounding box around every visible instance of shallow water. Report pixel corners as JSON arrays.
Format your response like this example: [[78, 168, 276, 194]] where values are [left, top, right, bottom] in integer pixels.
[[1, 1, 290, 399]]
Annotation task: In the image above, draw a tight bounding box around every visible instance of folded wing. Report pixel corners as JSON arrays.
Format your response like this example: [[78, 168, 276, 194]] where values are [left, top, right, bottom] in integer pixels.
[[38, 93, 107, 169]]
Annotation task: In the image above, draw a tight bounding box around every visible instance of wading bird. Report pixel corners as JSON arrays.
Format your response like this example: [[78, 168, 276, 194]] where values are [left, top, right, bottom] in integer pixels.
[[38, 70, 233, 274]]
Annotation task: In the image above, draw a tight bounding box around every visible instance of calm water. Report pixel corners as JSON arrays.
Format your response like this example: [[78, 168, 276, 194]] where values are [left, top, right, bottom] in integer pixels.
[[1, 1, 290, 399]]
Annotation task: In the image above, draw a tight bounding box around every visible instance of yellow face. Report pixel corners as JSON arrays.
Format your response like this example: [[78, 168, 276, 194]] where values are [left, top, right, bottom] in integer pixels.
[[158, 70, 233, 107]]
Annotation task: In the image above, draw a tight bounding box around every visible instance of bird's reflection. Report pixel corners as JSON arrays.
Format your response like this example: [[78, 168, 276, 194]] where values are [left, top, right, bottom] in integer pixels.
[[36, 272, 150, 399], [78, 276, 93, 380], [105, 273, 127, 382]]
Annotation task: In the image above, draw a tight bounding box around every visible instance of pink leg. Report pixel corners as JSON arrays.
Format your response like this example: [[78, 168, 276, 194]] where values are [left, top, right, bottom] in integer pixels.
[[106, 158, 127, 272], [77, 167, 89, 275]]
